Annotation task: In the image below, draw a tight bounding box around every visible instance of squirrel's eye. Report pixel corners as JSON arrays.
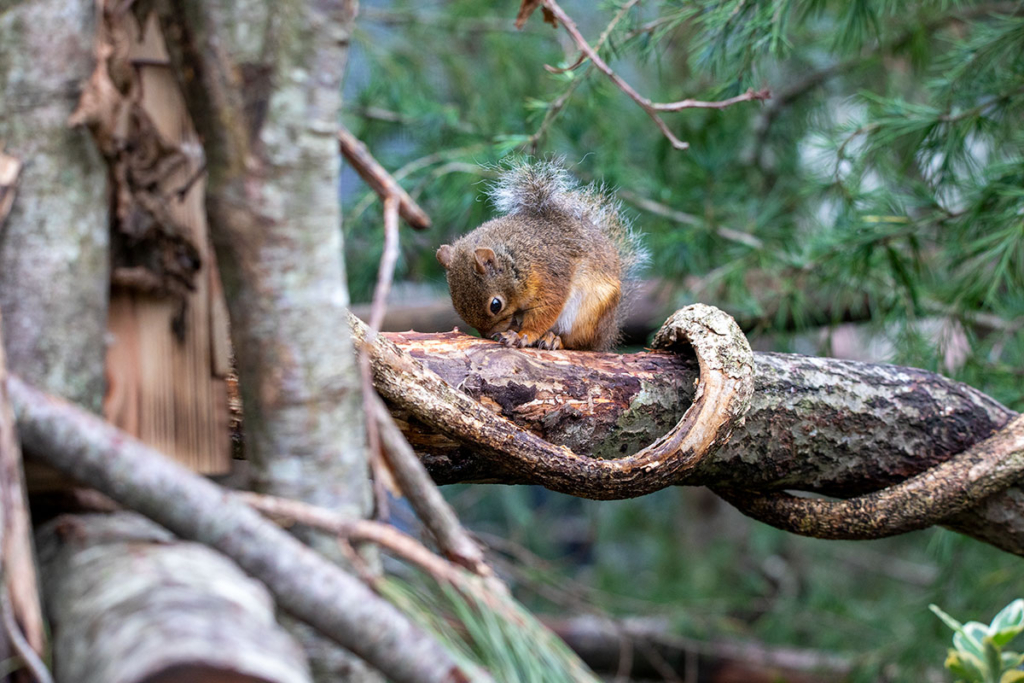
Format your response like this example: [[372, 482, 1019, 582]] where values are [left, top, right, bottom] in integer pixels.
[[490, 297, 503, 315]]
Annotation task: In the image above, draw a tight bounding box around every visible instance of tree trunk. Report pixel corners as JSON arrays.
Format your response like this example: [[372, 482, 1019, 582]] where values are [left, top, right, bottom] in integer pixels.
[[154, 2, 379, 678], [0, 3, 317, 681], [377, 331, 1022, 554]]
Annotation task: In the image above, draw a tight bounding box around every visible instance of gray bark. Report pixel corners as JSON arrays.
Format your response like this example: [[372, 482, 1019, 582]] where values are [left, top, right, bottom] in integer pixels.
[[153, 1, 377, 677], [0, 4, 320, 682], [36, 513, 311, 683], [0, 0, 109, 412], [11, 377, 475, 683]]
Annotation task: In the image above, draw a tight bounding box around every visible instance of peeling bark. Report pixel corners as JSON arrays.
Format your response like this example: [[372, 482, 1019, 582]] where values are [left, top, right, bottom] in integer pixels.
[[372, 331, 1023, 554], [36, 513, 311, 683]]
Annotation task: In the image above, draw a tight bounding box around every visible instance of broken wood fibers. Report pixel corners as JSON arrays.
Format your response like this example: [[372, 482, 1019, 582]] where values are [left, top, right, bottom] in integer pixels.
[[104, 14, 231, 475]]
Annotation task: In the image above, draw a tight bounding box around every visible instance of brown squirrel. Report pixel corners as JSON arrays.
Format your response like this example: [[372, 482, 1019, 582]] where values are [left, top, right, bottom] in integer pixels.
[[436, 160, 647, 351]]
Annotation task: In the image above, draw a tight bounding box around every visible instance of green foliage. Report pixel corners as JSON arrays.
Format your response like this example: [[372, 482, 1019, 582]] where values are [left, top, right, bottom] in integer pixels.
[[344, 1, 1024, 679], [931, 599, 1024, 683]]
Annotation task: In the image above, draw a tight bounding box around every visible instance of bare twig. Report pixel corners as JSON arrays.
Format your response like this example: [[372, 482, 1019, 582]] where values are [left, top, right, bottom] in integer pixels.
[[361, 196, 402, 518], [371, 394, 491, 575], [521, 0, 770, 150], [369, 197, 401, 334], [338, 125, 431, 230], [528, 0, 638, 151], [651, 88, 772, 112], [617, 189, 764, 249], [0, 310, 46, 661], [239, 491, 471, 589], [0, 590, 52, 683]]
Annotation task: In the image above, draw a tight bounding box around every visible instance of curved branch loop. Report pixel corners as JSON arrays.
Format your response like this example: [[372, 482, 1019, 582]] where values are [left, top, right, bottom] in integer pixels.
[[717, 413, 1024, 539], [353, 304, 755, 500]]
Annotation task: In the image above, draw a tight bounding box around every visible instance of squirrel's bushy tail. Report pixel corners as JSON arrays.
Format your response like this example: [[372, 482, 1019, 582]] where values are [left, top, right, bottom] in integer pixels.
[[486, 158, 650, 281]]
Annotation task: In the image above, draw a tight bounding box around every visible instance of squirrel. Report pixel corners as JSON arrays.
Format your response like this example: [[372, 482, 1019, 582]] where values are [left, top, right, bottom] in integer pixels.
[[436, 160, 647, 351]]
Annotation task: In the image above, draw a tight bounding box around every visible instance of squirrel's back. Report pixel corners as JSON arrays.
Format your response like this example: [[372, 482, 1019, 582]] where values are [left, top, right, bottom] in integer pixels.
[[486, 159, 648, 284], [437, 159, 647, 351]]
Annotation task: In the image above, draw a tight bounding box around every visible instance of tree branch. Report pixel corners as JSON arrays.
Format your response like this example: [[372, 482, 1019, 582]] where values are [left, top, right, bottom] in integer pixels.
[[338, 126, 431, 231], [363, 328, 1024, 556], [9, 377, 475, 683], [353, 305, 755, 500], [717, 413, 1024, 539], [519, 0, 770, 150]]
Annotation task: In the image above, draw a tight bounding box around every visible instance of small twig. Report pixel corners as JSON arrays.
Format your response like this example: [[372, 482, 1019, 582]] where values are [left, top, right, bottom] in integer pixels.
[[240, 491, 467, 586], [528, 0, 638, 152], [338, 125, 431, 230], [526, 0, 770, 151], [362, 196, 401, 519], [617, 189, 764, 249], [651, 88, 771, 112], [0, 590, 53, 683], [369, 197, 401, 334], [372, 394, 491, 575]]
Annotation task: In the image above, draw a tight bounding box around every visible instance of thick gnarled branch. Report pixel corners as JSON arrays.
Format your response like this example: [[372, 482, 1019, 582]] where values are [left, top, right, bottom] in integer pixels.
[[353, 305, 755, 500], [363, 327, 1024, 556]]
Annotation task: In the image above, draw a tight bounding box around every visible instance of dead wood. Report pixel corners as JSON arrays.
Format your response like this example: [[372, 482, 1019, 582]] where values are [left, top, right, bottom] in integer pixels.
[[353, 305, 756, 500], [36, 513, 310, 683], [9, 377, 475, 683], [361, 327, 1024, 556]]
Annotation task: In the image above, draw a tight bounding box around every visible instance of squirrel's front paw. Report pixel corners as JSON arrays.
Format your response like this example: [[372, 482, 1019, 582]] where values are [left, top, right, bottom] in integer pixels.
[[493, 330, 528, 347], [536, 331, 564, 350]]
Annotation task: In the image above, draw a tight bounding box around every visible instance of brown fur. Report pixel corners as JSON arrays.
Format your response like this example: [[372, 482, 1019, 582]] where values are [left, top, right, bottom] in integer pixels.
[[437, 209, 624, 351]]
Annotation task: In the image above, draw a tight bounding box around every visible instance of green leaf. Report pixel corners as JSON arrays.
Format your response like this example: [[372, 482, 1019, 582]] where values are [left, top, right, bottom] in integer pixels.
[[992, 600, 1024, 632], [947, 649, 988, 682], [1000, 672, 1024, 683], [933, 604, 967, 633], [1001, 651, 1024, 670], [992, 625, 1024, 649], [984, 636, 1003, 682], [956, 622, 991, 659]]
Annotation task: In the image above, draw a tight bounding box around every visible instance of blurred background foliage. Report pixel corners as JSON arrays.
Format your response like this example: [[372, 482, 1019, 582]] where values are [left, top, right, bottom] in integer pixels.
[[340, 1, 1024, 679]]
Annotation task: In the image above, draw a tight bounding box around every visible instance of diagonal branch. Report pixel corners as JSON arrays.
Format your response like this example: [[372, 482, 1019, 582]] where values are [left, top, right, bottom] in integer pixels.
[[8, 376, 476, 683]]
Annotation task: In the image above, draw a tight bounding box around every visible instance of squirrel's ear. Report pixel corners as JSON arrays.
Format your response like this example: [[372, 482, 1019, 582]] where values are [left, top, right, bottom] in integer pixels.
[[436, 245, 453, 269], [474, 247, 496, 275]]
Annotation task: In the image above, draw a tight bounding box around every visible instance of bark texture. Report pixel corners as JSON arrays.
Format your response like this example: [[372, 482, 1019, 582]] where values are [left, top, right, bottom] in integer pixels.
[[0, 0, 110, 412], [11, 378, 474, 683], [374, 331, 1023, 554], [354, 307, 756, 500], [36, 513, 311, 683], [155, 3, 376, 677]]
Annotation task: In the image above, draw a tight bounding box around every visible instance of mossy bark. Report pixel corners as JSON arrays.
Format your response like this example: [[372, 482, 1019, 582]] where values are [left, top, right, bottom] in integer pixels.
[[377, 331, 1022, 555]]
